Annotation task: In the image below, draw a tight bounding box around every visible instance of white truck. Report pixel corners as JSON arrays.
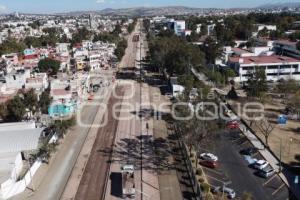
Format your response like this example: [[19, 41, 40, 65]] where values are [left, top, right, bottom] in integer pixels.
[[121, 165, 135, 198]]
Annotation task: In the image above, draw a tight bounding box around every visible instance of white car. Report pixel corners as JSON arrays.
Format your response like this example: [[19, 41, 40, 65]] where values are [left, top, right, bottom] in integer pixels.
[[200, 153, 218, 162], [212, 186, 236, 199], [253, 160, 269, 170]]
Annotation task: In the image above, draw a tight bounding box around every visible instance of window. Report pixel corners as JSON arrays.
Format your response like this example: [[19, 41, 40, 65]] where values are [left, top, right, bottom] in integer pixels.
[[242, 66, 253, 71], [267, 65, 278, 69], [280, 65, 292, 69]]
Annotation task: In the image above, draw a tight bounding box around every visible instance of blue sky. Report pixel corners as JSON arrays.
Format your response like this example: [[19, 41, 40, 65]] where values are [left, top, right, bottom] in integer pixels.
[[0, 0, 297, 13]]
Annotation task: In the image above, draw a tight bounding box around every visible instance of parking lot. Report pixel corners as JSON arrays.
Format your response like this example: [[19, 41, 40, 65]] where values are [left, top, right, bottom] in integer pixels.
[[199, 128, 290, 200]]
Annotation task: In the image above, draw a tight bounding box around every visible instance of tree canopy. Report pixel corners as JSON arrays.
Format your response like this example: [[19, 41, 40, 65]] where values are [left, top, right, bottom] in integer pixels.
[[38, 58, 61, 75], [246, 67, 268, 98], [0, 38, 26, 56], [148, 34, 204, 76]]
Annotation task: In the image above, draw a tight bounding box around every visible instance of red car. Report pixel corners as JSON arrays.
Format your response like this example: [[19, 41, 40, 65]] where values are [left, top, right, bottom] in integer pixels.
[[226, 121, 239, 129], [88, 95, 94, 100], [200, 160, 219, 169]]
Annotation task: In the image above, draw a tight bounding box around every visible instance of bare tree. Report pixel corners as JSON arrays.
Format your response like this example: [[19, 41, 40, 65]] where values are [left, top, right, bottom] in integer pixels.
[[255, 118, 275, 147]]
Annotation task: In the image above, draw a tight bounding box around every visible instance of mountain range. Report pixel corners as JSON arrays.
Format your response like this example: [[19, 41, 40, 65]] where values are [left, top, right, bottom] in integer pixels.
[[57, 2, 300, 16]]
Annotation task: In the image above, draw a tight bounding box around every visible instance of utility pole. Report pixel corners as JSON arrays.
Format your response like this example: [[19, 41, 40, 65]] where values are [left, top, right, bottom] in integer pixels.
[[279, 138, 282, 172], [139, 20, 143, 200]]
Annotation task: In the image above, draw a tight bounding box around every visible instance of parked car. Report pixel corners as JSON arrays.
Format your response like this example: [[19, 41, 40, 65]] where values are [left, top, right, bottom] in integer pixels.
[[199, 153, 218, 162], [212, 186, 236, 199], [200, 160, 219, 169], [165, 93, 173, 99], [88, 95, 94, 101], [240, 147, 258, 156], [226, 121, 239, 129], [257, 167, 276, 178], [252, 160, 269, 170]]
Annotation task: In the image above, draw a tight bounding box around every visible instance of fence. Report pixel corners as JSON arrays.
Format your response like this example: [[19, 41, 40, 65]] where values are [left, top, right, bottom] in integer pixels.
[[175, 126, 202, 200]]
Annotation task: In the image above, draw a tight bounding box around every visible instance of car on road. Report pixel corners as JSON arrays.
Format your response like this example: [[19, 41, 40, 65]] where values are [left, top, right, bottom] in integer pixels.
[[199, 153, 218, 162], [226, 121, 240, 129], [200, 160, 219, 169], [240, 147, 258, 156], [257, 167, 276, 178], [252, 160, 269, 170], [212, 186, 236, 199]]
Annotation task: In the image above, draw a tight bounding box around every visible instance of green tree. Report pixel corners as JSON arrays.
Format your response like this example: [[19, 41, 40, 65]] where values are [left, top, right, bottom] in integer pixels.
[[277, 79, 299, 97], [28, 20, 41, 29], [0, 38, 26, 56], [143, 19, 151, 32], [0, 104, 7, 120], [6, 96, 26, 122], [38, 58, 61, 75], [202, 37, 221, 64], [289, 91, 300, 112], [23, 89, 38, 114], [93, 32, 118, 43], [114, 39, 127, 61], [39, 90, 52, 114], [127, 19, 136, 34], [112, 23, 122, 36], [71, 27, 92, 45], [246, 67, 268, 98]]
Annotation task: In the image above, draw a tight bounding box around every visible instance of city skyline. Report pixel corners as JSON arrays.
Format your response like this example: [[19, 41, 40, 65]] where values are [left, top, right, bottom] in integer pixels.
[[0, 0, 299, 14]]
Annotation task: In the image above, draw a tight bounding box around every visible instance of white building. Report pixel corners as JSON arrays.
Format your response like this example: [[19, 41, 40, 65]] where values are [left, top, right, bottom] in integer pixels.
[[256, 24, 277, 32], [25, 73, 49, 92], [207, 24, 216, 36], [173, 20, 186, 37], [228, 55, 300, 82], [56, 43, 70, 56], [196, 24, 202, 34], [5, 69, 31, 89]]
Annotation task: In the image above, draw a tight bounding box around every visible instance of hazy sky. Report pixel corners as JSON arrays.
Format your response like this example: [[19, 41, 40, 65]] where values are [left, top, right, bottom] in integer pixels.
[[0, 0, 297, 13]]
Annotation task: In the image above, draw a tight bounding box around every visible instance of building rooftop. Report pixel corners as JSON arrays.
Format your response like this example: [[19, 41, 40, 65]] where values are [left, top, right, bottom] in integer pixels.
[[232, 47, 251, 54], [229, 55, 300, 65], [274, 40, 297, 46], [0, 128, 43, 154]]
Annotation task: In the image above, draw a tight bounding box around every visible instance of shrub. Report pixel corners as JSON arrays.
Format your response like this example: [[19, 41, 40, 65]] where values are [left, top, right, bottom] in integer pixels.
[[198, 177, 205, 183], [242, 192, 253, 200], [196, 168, 203, 175], [201, 182, 210, 192]]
